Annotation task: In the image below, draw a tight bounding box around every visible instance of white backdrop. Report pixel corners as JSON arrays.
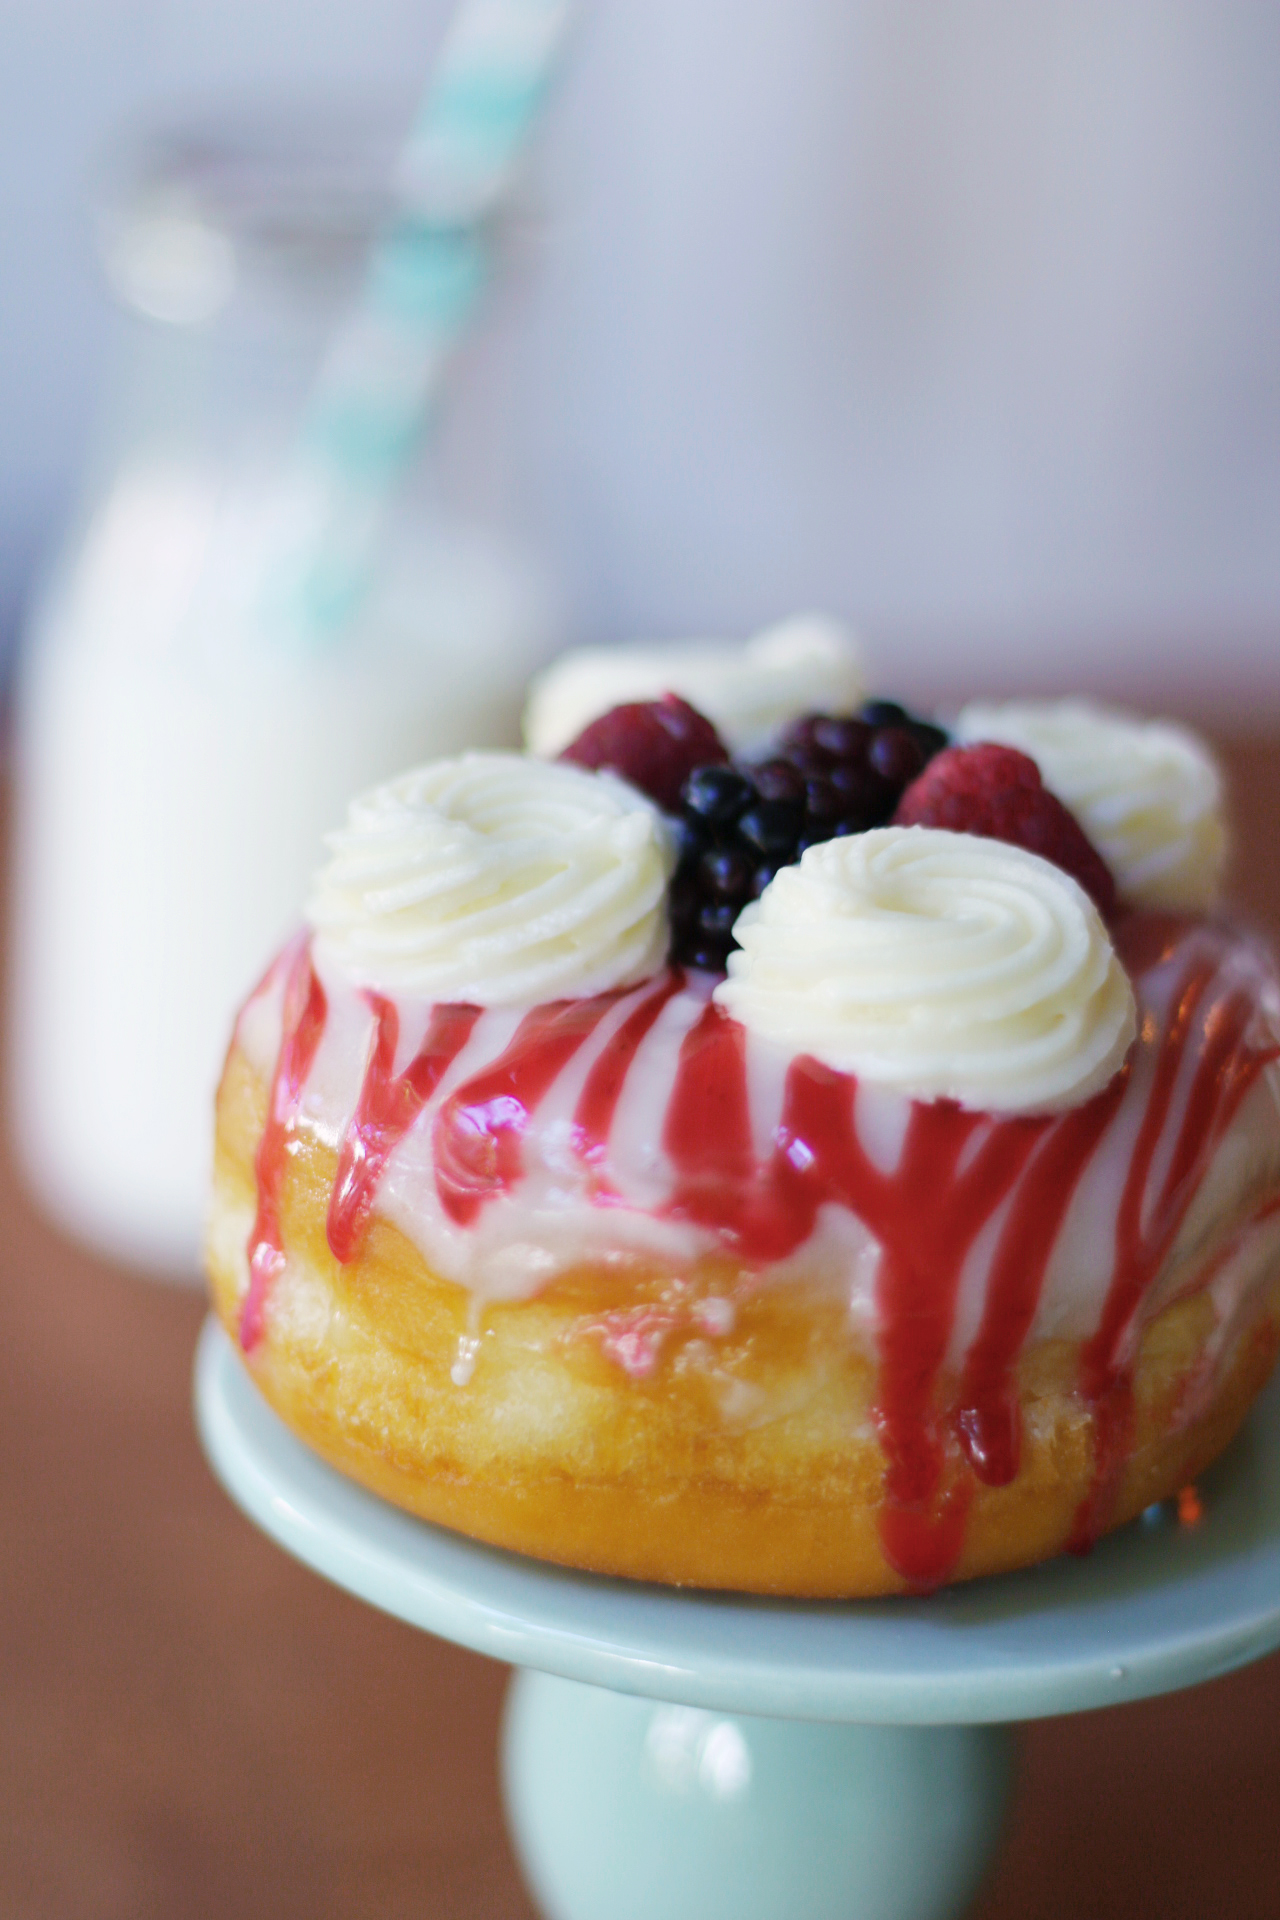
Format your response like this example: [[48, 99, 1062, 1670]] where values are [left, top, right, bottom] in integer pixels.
[[4, 0, 1279, 711]]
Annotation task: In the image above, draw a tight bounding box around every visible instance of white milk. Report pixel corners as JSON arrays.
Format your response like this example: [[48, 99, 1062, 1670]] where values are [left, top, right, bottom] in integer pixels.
[[9, 460, 556, 1275]]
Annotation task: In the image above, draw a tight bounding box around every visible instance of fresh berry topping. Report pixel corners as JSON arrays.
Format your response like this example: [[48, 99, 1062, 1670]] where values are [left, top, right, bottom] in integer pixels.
[[560, 694, 728, 812], [858, 698, 908, 728], [681, 764, 756, 825], [867, 726, 926, 786], [908, 720, 950, 760], [697, 901, 739, 941], [699, 845, 755, 902], [666, 699, 950, 970], [738, 799, 804, 859], [672, 811, 710, 862], [752, 758, 808, 806], [810, 715, 872, 762], [828, 760, 889, 816], [668, 871, 702, 928], [893, 743, 1117, 916]]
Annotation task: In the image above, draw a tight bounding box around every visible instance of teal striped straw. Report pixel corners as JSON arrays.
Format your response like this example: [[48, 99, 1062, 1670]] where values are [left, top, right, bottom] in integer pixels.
[[266, 0, 575, 642]]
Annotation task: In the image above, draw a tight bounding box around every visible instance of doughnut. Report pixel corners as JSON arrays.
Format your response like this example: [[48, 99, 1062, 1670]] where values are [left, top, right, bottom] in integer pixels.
[[206, 676, 1280, 1595]]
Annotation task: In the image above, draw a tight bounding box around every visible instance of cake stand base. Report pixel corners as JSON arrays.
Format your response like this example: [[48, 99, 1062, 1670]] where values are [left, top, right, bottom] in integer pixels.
[[195, 1319, 1280, 1920], [503, 1672, 1013, 1920]]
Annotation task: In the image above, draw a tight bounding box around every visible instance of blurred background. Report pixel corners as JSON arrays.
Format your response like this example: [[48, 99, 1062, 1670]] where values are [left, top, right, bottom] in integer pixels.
[[3, 7, 1280, 1917], [4, 0, 1280, 712]]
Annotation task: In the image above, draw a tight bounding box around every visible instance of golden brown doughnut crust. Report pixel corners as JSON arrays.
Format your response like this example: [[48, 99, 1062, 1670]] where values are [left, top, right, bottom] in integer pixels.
[[207, 1037, 1280, 1598]]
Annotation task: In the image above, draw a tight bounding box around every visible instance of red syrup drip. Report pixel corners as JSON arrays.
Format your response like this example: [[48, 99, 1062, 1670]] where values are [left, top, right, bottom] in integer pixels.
[[571, 970, 687, 1186], [1069, 946, 1278, 1550], [654, 932, 1278, 1585], [879, 1479, 975, 1591], [240, 942, 328, 1352], [660, 1001, 759, 1233], [432, 993, 625, 1225], [658, 1017, 1056, 1585], [326, 998, 481, 1262], [954, 1074, 1129, 1487], [241, 915, 1280, 1586]]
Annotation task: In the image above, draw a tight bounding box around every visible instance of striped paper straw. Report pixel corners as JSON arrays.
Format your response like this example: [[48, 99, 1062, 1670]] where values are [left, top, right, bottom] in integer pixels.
[[265, 0, 575, 641]]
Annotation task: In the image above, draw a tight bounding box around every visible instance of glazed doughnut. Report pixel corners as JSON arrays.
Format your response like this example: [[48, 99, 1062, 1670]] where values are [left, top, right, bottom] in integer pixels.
[[206, 681, 1280, 1596]]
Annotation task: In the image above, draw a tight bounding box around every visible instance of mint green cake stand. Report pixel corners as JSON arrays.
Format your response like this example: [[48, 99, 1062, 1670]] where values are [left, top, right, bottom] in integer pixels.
[[195, 1318, 1280, 1920]]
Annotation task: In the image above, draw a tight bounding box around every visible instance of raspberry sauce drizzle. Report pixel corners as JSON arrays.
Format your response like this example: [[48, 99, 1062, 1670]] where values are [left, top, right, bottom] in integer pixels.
[[240, 941, 328, 1352], [1069, 953, 1278, 1548], [660, 1034, 1058, 1584], [240, 916, 1279, 1583], [326, 998, 481, 1262], [432, 994, 623, 1225], [571, 970, 687, 1179], [661, 1002, 758, 1231], [954, 1074, 1129, 1487]]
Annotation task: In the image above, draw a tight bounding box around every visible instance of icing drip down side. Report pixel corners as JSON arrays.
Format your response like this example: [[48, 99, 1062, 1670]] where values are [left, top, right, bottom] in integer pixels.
[[235, 913, 1280, 1585]]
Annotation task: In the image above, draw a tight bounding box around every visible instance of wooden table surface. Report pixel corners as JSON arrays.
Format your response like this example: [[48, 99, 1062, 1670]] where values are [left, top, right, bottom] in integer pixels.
[[3, 740, 1279, 1920]]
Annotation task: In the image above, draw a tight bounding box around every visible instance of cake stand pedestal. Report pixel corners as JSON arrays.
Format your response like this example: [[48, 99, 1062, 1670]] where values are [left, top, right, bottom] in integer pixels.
[[195, 1320, 1280, 1920]]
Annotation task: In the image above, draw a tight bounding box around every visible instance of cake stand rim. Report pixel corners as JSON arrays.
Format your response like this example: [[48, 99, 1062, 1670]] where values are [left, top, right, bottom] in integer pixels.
[[193, 1315, 1280, 1725]]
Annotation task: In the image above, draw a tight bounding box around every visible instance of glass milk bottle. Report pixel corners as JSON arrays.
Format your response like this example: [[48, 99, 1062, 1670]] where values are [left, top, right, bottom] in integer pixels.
[[9, 116, 558, 1277]]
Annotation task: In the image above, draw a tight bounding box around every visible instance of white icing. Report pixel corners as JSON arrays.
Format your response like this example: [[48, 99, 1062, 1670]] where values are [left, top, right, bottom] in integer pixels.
[[306, 753, 675, 1004], [232, 927, 1280, 1363], [714, 827, 1137, 1113], [522, 612, 868, 758], [954, 698, 1227, 910]]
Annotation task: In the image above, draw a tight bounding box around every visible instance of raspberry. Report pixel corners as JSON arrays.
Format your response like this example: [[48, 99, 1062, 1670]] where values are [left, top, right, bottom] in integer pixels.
[[559, 695, 729, 812], [892, 743, 1117, 916]]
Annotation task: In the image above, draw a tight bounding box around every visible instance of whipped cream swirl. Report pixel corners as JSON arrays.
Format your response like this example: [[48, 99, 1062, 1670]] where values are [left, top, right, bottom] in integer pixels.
[[307, 754, 674, 1004], [954, 698, 1227, 911], [523, 613, 867, 758], [715, 827, 1136, 1112]]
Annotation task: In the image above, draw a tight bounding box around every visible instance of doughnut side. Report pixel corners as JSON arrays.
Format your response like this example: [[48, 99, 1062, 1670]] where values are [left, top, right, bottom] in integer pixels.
[[208, 1037, 1280, 1598]]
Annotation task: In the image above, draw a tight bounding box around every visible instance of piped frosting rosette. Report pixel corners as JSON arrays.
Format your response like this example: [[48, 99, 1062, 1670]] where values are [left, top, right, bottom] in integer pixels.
[[716, 826, 1137, 1112], [954, 698, 1227, 911], [307, 752, 674, 1004], [523, 612, 867, 758]]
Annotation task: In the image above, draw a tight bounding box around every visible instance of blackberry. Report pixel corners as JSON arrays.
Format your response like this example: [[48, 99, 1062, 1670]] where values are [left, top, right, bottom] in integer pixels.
[[858, 699, 908, 728], [669, 764, 781, 970], [737, 799, 803, 859], [666, 699, 949, 971], [681, 764, 755, 826], [698, 845, 755, 902], [859, 700, 949, 765], [752, 758, 807, 806], [810, 715, 872, 761], [867, 726, 926, 786]]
